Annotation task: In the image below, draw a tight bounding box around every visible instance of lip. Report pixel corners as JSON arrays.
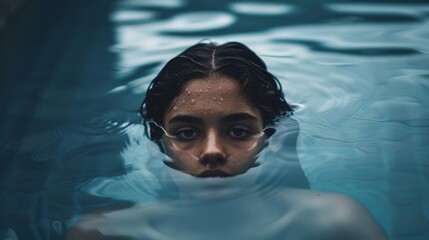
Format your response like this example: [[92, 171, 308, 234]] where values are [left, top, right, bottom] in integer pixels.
[[198, 169, 231, 178]]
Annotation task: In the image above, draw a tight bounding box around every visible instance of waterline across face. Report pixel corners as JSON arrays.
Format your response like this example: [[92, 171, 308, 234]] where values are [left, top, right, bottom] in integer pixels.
[[160, 76, 268, 178]]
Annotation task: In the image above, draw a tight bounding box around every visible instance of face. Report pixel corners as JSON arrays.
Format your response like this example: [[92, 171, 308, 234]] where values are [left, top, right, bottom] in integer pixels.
[[160, 75, 268, 178]]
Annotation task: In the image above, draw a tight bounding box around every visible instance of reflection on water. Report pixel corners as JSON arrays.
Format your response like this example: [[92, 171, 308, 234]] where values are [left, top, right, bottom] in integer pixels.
[[1, 0, 428, 239], [230, 2, 296, 16]]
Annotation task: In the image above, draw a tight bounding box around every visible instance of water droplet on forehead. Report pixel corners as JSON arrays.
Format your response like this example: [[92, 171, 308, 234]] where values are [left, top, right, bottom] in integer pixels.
[[219, 86, 222, 90], [190, 99, 195, 105], [173, 106, 178, 111]]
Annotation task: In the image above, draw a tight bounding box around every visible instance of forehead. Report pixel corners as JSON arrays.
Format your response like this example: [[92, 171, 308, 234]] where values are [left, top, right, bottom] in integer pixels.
[[183, 75, 241, 92], [164, 76, 261, 121], [202, 76, 241, 89]]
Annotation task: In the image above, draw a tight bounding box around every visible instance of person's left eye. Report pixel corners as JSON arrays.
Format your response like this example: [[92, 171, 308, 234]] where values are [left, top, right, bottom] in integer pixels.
[[227, 127, 252, 139]]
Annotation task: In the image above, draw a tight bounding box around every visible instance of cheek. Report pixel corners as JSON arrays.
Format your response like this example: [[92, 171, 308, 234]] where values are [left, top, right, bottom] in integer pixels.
[[162, 142, 199, 166], [232, 138, 267, 164], [228, 148, 258, 166]]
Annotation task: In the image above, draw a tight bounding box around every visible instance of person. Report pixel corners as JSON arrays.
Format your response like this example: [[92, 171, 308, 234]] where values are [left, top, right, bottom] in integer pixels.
[[65, 41, 388, 239]]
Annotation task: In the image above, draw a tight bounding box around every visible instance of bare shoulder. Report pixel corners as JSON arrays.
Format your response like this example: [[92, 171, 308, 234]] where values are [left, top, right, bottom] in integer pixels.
[[65, 202, 176, 239], [286, 190, 388, 240], [65, 204, 135, 240]]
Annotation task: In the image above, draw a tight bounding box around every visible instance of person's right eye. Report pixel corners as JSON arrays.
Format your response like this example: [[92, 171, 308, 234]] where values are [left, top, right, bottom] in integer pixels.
[[175, 128, 198, 140]]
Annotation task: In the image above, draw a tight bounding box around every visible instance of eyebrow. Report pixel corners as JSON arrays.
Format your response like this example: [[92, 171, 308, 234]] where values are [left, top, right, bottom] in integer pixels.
[[221, 113, 259, 122], [167, 113, 258, 124], [168, 115, 203, 124]]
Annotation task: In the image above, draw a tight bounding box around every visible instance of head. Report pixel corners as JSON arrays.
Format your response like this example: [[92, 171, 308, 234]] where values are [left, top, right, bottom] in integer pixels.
[[141, 41, 293, 177]]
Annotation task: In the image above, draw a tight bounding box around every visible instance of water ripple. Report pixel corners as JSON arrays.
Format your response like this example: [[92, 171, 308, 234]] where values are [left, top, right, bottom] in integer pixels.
[[31, 111, 139, 162], [273, 39, 420, 56], [77, 111, 137, 136], [326, 3, 429, 19], [118, 0, 185, 8], [162, 12, 236, 33], [230, 2, 295, 16], [110, 10, 156, 23]]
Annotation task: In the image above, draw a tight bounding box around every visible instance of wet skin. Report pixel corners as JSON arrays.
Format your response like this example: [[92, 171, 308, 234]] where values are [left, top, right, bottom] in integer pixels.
[[65, 189, 388, 240], [161, 75, 268, 177]]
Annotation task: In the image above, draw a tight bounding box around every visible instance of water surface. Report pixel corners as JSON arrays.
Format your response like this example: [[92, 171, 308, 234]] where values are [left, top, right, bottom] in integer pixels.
[[1, 0, 428, 239]]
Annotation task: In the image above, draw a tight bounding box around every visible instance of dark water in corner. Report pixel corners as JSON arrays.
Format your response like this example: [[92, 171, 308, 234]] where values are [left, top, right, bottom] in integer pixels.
[[1, 0, 428, 239]]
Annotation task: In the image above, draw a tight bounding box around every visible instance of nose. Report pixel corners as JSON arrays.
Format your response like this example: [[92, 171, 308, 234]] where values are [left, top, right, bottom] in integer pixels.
[[199, 130, 227, 168]]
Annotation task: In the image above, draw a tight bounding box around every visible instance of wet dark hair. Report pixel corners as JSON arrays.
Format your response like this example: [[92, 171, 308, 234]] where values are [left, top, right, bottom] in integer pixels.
[[141, 41, 293, 140]]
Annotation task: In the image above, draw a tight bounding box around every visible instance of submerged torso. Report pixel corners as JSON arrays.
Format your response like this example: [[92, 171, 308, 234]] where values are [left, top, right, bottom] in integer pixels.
[[66, 186, 361, 240]]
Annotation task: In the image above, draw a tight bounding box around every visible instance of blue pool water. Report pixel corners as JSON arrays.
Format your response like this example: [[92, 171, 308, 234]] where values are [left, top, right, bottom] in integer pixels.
[[1, 0, 428, 239]]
